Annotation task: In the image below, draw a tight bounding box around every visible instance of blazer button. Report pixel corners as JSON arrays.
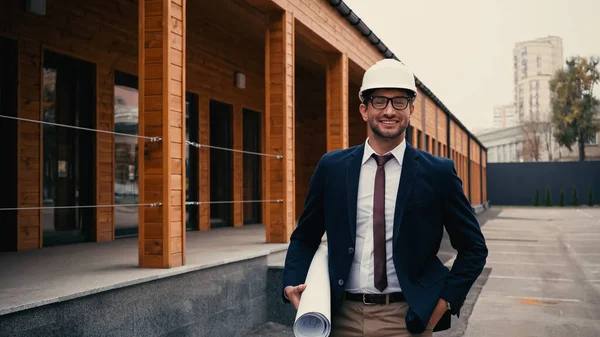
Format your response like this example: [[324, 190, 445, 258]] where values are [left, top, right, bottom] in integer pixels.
[[348, 247, 354, 254], [338, 279, 344, 286]]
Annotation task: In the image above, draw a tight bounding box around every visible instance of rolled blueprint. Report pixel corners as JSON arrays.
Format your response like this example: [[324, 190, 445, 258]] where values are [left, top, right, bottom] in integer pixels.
[[293, 244, 331, 337]]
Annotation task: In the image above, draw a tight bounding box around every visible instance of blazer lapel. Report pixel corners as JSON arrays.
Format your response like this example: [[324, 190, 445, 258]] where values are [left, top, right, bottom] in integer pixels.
[[393, 143, 420, 246], [346, 144, 364, 244]]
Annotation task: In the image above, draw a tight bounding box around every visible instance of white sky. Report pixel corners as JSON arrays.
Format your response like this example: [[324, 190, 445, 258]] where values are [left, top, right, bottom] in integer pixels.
[[342, 0, 600, 131]]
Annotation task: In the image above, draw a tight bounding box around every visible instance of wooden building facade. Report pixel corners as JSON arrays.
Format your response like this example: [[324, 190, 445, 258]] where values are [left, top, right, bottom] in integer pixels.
[[0, 0, 487, 267]]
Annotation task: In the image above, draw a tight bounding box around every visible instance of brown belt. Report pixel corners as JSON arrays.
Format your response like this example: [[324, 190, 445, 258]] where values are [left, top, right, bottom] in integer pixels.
[[344, 291, 406, 305]]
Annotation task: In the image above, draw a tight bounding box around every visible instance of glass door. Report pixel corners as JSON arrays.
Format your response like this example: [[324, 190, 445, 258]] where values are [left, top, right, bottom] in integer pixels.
[[209, 100, 233, 228], [185, 92, 198, 230], [42, 50, 96, 246], [0, 37, 18, 251], [242, 108, 262, 225]]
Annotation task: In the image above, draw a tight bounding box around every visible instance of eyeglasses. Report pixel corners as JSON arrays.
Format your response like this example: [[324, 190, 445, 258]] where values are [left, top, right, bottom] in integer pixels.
[[368, 96, 412, 110]]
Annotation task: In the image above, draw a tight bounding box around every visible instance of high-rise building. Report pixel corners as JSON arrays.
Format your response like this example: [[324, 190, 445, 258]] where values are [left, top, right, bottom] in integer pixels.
[[513, 36, 564, 122], [493, 104, 518, 129]]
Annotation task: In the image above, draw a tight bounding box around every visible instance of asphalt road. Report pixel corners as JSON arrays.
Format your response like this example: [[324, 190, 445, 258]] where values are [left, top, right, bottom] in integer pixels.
[[462, 207, 600, 337]]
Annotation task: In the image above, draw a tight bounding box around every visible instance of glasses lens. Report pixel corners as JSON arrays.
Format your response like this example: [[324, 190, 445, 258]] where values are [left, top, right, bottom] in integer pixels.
[[371, 97, 388, 109], [392, 97, 409, 110]]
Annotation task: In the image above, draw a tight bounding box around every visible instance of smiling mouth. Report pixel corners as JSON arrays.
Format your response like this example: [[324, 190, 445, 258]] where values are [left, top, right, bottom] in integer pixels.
[[380, 120, 398, 125]]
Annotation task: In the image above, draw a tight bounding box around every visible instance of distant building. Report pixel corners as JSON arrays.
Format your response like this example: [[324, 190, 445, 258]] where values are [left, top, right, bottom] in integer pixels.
[[513, 36, 563, 124], [493, 104, 518, 129], [512, 36, 564, 161], [477, 126, 525, 163]]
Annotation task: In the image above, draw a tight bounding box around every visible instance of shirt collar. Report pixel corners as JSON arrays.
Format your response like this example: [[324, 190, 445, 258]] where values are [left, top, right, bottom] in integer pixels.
[[361, 137, 406, 165]]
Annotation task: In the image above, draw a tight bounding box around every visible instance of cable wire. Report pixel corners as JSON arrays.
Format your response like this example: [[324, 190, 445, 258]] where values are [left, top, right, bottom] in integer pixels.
[[185, 200, 283, 206], [0, 203, 162, 211], [0, 115, 162, 142], [186, 141, 283, 159]]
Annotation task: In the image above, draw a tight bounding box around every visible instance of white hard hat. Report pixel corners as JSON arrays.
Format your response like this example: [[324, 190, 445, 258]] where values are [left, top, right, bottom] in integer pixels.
[[359, 58, 417, 102]]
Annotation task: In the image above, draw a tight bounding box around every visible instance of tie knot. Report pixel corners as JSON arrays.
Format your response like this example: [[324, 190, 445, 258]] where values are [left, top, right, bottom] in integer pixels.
[[372, 153, 393, 166]]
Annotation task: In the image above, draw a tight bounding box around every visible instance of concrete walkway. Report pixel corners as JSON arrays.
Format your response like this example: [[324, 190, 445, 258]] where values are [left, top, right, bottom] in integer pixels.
[[0, 224, 288, 316], [463, 206, 600, 336]]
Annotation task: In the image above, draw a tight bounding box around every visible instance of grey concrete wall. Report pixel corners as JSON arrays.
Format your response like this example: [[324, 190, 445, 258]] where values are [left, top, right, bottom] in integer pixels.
[[487, 161, 600, 206], [266, 265, 297, 327], [0, 256, 268, 337]]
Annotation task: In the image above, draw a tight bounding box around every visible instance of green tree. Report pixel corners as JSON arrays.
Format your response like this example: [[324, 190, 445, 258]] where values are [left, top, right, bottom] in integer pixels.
[[588, 187, 594, 207], [560, 187, 566, 206], [573, 186, 579, 206], [534, 188, 540, 206], [549, 56, 600, 161], [545, 187, 553, 206]]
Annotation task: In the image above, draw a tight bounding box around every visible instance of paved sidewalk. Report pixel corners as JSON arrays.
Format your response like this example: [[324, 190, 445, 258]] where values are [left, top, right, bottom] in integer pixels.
[[249, 207, 600, 336], [463, 207, 600, 337]]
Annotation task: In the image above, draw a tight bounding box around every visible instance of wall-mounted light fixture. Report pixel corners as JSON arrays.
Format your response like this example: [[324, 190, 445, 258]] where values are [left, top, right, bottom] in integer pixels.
[[235, 72, 246, 89], [26, 0, 46, 15]]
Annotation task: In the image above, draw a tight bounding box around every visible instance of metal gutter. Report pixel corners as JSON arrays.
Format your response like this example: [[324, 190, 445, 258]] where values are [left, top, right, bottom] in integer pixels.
[[327, 0, 487, 151]]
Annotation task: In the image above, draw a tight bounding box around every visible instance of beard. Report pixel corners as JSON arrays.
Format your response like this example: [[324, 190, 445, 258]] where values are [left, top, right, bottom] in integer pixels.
[[368, 117, 407, 140]]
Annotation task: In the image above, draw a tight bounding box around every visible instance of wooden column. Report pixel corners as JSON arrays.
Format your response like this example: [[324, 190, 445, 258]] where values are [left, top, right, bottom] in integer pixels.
[[482, 151, 487, 202], [138, 0, 186, 268], [96, 63, 115, 242], [264, 10, 295, 243], [233, 105, 243, 227], [326, 53, 349, 151], [17, 39, 42, 250]]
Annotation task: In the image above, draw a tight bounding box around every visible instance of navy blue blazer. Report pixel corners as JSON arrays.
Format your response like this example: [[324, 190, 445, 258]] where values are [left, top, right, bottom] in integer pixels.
[[282, 142, 488, 333]]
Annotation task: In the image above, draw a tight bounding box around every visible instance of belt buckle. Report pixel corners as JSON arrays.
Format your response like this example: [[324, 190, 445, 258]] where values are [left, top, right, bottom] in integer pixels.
[[362, 294, 376, 305]]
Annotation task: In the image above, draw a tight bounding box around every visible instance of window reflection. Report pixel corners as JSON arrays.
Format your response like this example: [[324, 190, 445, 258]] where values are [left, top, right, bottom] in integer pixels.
[[42, 51, 95, 246], [186, 92, 198, 230], [114, 72, 139, 237]]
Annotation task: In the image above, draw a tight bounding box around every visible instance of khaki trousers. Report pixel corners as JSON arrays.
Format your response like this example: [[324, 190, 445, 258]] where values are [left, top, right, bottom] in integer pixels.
[[330, 300, 434, 337]]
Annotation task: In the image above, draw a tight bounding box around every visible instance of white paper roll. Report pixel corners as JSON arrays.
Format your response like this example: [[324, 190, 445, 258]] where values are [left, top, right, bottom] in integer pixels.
[[293, 244, 331, 337]]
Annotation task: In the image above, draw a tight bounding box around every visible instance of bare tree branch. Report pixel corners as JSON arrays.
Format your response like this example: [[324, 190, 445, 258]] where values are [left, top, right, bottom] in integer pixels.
[[518, 111, 554, 162]]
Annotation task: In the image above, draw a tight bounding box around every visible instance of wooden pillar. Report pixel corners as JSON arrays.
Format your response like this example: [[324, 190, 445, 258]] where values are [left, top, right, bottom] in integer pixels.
[[435, 107, 439, 156], [421, 94, 426, 148], [17, 39, 42, 250], [483, 151, 487, 202], [326, 53, 349, 151], [233, 105, 243, 227], [138, 0, 186, 268], [467, 136, 472, 203], [96, 63, 115, 242], [264, 10, 294, 243]]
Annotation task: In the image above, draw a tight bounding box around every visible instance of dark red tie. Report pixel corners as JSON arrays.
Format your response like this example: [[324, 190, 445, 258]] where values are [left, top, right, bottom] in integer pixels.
[[372, 153, 393, 292]]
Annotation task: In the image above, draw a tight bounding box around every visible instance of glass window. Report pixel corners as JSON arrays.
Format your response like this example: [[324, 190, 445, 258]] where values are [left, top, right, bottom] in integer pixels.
[[114, 72, 139, 237], [186, 92, 199, 230], [0, 37, 19, 251], [42, 50, 96, 246], [243, 108, 262, 224]]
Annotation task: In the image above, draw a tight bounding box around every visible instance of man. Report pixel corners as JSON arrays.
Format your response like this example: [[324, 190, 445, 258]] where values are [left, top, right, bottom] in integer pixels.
[[282, 58, 487, 336]]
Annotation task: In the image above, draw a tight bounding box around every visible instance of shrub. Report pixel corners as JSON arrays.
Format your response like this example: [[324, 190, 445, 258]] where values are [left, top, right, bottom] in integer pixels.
[[534, 188, 540, 206], [545, 187, 552, 206], [560, 188, 565, 206], [588, 187, 594, 207], [573, 186, 579, 206]]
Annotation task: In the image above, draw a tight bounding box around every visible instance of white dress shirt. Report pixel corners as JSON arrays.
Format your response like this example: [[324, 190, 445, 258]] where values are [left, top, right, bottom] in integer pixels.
[[345, 138, 406, 294]]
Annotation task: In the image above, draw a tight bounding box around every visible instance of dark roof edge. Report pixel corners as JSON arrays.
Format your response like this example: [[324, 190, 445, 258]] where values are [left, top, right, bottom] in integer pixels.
[[327, 0, 487, 152]]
